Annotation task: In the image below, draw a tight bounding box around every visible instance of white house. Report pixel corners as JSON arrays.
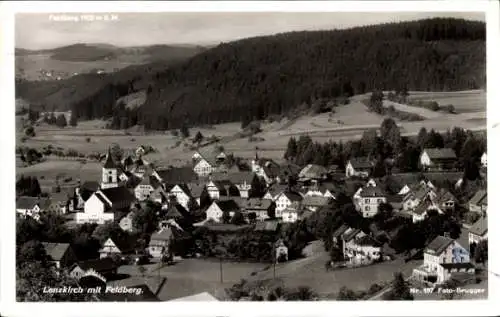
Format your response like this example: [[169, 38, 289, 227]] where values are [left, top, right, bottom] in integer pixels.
[[251, 157, 280, 185], [77, 192, 115, 224], [193, 157, 216, 177], [398, 184, 411, 196], [345, 158, 372, 178], [134, 176, 156, 201], [169, 184, 193, 211], [275, 191, 303, 215], [412, 236, 473, 285], [419, 148, 457, 171], [205, 200, 241, 223], [99, 237, 134, 259], [468, 216, 487, 246], [226, 171, 254, 198], [345, 235, 383, 263], [481, 152, 487, 168], [281, 207, 299, 223], [358, 187, 386, 218]]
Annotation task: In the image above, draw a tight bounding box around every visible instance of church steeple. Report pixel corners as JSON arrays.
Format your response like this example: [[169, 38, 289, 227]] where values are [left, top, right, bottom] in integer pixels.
[[103, 148, 117, 169], [101, 148, 118, 189]]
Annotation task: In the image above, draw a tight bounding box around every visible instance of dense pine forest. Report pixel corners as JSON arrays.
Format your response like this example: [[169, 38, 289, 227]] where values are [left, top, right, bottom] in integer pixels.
[[16, 18, 485, 130]]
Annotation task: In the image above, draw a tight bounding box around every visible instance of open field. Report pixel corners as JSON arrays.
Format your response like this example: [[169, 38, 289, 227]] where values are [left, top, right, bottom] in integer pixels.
[[16, 90, 486, 186], [407, 90, 486, 113]]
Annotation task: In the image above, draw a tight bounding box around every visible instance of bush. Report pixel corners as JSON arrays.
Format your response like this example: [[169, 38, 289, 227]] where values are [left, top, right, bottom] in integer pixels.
[[25, 126, 36, 137], [85, 137, 91, 143], [20, 136, 27, 143], [170, 129, 179, 137], [446, 104, 456, 113]]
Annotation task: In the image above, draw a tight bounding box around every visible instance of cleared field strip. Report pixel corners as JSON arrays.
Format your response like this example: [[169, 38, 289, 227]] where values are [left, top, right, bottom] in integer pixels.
[[383, 100, 443, 119]]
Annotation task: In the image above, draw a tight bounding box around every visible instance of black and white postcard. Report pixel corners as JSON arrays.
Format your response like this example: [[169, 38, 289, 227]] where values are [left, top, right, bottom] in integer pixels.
[[1, 1, 499, 317]]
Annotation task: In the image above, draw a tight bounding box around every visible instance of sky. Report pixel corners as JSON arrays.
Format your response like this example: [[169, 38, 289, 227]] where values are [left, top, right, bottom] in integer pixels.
[[15, 12, 485, 50]]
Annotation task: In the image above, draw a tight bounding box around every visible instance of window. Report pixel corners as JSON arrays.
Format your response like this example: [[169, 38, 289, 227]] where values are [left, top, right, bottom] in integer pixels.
[[364, 199, 369, 204], [377, 199, 382, 203], [365, 206, 370, 211], [108, 176, 113, 183]]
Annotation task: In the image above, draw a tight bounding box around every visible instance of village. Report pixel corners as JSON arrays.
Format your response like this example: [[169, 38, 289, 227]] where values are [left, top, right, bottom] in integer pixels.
[[15, 118, 489, 301]]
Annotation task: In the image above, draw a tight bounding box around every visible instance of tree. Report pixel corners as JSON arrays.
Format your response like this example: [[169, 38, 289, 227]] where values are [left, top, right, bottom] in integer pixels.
[[249, 175, 266, 198], [222, 210, 231, 224], [199, 188, 212, 209], [284, 137, 298, 161], [132, 203, 159, 234], [55, 114, 67, 128], [92, 222, 127, 244], [417, 127, 428, 149], [369, 90, 384, 113], [474, 239, 488, 263], [187, 198, 199, 212], [360, 129, 378, 157], [337, 286, 358, 300], [48, 112, 56, 125], [330, 246, 344, 263], [69, 112, 78, 126], [25, 126, 36, 137], [231, 211, 247, 225], [380, 117, 400, 153], [371, 159, 387, 178], [383, 272, 413, 300], [180, 124, 190, 138], [109, 143, 124, 163], [247, 212, 257, 223], [193, 131, 204, 144]]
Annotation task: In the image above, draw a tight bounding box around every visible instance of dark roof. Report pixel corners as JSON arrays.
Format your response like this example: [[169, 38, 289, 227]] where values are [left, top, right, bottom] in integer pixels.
[[226, 171, 255, 184], [188, 183, 205, 197], [469, 216, 487, 236], [348, 157, 373, 169], [42, 242, 71, 261], [425, 236, 454, 255], [359, 187, 385, 198], [243, 198, 273, 211], [341, 228, 363, 242], [440, 263, 475, 270], [16, 196, 51, 210], [214, 199, 241, 213], [156, 167, 198, 184], [165, 204, 189, 219], [265, 184, 288, 197], [100, 187, 135, 204], [76, 257, 118, 272], [99, 284, 160, 302], [469, 189, 487, 207], [332, 224, 350, 238], [81, 181, 100, 192], [302, 195, 331, 207], [280, 191, 303, 202], [94, 192, 111, 209], [278, 163, 301, 178], [149, 226, 173, 242], [299, 164, 328, 179], [423, 148, 457, 160], [353, 235, 383, 247], [103, 150, 118, 169]]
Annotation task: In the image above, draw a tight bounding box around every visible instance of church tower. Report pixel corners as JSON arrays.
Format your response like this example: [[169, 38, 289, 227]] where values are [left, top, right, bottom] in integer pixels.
[[101, 148, 118, 189]]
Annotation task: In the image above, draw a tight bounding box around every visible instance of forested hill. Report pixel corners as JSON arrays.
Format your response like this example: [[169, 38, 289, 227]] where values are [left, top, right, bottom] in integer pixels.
[[141, 18, 486, 130], [18, 18, 485, 130]]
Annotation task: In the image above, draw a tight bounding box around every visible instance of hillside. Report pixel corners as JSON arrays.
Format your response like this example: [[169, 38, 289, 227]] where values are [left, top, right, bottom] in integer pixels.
[[16, 18, 485, 130]]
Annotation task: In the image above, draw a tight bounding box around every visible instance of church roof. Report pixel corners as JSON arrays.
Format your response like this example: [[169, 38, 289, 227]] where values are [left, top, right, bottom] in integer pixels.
[[103, 149, 118, 169]]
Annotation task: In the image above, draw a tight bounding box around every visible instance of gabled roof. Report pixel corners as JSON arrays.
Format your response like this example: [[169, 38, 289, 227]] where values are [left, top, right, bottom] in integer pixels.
[[332, 224, 350, 238], [156, 167, 198, 185], [341, 227, 363, 242], [243, 198, 273, 211], [188, 183, 205, 198], [76, 257, 118, 272], [101, 236, 136, 254], [279, 191, 303, 202], [435, 189, 457, 205], [302, 195, 331, 207], [359, 186, 385, 198], [440, 262, 475, 270], [81, 181, 100, 192], [99, 187, 135, 205], [278, 163, 301, 178], [225, 171, 255, 184], [16, 196, 51, 210], [254, 220, 280, 232], [213, 200, 240, 213], [165, 204, 189, 219], [353, 235, 383, 247], [469, 216, 487, 236], [469, 189, 487, 207], [42, 242, 71, 261], [265, 184, 288, 197], [94, 192, 112, 209], [425, 236, 455, 255], [298, 164, 328, 179], [423, 148, 457, 160], [348, 157, 373, 169]]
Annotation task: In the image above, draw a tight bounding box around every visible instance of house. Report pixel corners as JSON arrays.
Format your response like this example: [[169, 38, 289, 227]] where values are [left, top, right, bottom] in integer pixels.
[[481, 152, 487, 168], [131, 157, 148, 178], [119, 211, 135, 232], [134, 175, 159, 201], [101, 149, 120, 189], [302, 195, 332, 212], [410, 200, 442, 223], [251, 156, 281, 184], [164, 204, 191, 224], [149, 186, 168, 205], [433, 189, 457, 212], [275, 191, 303, 216], [468, 189, 487, 214], [304, 182, 336, 199], [205, 199, 241, 223], [99, 236, 135, 259], [192, 149, 226, 177], [148, 221, 175, 258], [412, 236, 472, 284], [340, 227, 367, 258], [402, 183, 436, 212], [75, 181, 100, 209], [357, 187, 386, 218], [281, 207, 300, 223], [277, 163, 301, 184], [242, 198, 275, 221], [16, 196, 51, 220], [206, 180, 238, 200], [226, 171, 255, 198], [70, 258, 119, 282], [42, 242, 77, 269], [254, 219, 280, 233], [298, 164, 328, 181], [345, 158, 373, 178], [263, 184, 288, 201], [193, 148, 226, 163], [419, 148, 457, 171], [345, 235, 383, 263], [169, 184, 194, 211], [468, 216, 487, 246], [76, 187, 135, 224]]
